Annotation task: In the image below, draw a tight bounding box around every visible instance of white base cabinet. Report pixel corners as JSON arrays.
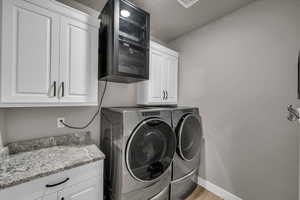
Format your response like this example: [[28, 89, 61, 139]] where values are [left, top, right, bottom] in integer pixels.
[[137, 41, 179, 105], [0, 161, 103, 200], [58, 178, 100, 200], [36, 193, 58, 200], [0, 0, 99, 107]]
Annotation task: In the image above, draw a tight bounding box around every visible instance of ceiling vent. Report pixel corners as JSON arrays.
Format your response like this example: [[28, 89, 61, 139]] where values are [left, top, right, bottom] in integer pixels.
[[177, 0, 200, 8]]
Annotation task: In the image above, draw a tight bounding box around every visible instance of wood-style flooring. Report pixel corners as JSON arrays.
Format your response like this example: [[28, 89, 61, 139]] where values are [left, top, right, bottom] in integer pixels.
[[186, 187, 223, 200]]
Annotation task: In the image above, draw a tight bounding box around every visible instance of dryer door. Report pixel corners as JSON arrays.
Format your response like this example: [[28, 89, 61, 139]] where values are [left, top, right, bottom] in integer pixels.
[[176, 114, 202, 161], [126, 118, 176, 182]]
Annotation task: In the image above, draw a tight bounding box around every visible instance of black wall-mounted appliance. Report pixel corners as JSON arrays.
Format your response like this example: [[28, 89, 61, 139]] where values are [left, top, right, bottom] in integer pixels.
[[99, 0, 150, 83]]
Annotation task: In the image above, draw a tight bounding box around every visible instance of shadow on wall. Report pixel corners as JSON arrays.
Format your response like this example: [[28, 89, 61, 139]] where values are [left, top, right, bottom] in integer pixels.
[[169, 0, 300, 199], [199, 136, 206, 179]]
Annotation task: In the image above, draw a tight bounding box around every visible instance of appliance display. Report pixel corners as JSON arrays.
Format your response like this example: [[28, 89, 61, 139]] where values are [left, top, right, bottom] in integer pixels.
[[170, 107, 203, 200], [100, 107, 176, 200], [99, 0, 150, 83]]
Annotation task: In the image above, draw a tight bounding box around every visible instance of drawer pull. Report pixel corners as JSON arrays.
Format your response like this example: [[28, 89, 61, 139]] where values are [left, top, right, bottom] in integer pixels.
[[60, 82, 65, 98], [61, 82, 65, 97], [53, 81, 57, 97], [46, 178, 69, 188]]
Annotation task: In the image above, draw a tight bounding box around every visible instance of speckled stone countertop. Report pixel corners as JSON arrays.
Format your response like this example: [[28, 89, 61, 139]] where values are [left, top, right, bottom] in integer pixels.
[[0, 132, 105, 190]]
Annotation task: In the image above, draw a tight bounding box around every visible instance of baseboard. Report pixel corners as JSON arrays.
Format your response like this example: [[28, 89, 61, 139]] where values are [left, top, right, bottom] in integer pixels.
[[197, 177, 243, 200]]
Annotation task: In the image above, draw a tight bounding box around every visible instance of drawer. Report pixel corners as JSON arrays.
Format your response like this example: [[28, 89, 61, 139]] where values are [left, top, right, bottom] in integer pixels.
[[0, 161, 103, 200], [170, 169, 198, 200], [150, 185, 169, 200], [121, 171, 171, 200], [58, 177, 102, 200]]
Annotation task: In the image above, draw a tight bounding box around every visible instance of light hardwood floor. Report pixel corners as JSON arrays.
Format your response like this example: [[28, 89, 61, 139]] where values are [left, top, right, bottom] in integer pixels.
[[186, 187, 223, 200]]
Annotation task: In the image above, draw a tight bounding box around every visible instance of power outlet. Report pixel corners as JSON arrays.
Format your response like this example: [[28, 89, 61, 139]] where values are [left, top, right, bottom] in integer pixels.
[[57, 118, 65, 128]]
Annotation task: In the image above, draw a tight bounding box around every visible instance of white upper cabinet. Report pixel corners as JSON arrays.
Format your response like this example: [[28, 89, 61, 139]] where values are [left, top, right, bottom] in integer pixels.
[[137, 41, 179, 105], [0, 0, 99, 107], [1, 0, 60, 104], [149, 49, 165, 103], [163, 54, 178, 103], [59, 17, 98, 104]]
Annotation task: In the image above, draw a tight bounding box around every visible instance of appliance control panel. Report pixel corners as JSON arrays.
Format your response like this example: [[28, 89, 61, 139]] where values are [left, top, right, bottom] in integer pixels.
[[142, 111, 160, 117]]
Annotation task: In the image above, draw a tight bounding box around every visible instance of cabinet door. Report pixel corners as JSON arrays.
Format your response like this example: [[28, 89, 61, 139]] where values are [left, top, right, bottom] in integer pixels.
[[148, 49, 164, 103], [164, 55, 178, 104], [59, 17, 98, 105], [137, 41, 178, 105], [1, 0, 60, 104], [3, 192, 57, 200], [35, 193, 57, 200], [58, 178, 101, 200]]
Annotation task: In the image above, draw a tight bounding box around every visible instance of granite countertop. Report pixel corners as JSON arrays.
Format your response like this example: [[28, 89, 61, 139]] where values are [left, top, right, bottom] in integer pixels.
[[0, 132, 105, 190]]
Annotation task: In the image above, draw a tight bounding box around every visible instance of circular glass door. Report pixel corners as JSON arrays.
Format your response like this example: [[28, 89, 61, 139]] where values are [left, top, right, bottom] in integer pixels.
[[177, 114, 202, 161], [126, 118, 176, 182]]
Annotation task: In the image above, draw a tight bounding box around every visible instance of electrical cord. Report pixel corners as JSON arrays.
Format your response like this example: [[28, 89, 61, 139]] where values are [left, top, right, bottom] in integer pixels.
[[60, 80, 108, 129]]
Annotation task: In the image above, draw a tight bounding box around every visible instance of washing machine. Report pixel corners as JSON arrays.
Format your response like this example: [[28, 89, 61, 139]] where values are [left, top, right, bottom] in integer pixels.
[[100, 107, 177, 200], [170, 107, 203, 200]]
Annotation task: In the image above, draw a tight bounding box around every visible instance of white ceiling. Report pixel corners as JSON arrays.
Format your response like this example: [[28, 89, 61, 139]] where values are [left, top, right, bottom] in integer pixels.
[[73, 0, 256, 42]]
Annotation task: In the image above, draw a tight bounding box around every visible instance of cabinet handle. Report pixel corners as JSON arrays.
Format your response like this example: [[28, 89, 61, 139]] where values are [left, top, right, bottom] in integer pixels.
[[162, 90, 165, 100], [166, 91, 168, 100], [45, 178, 69, 188], [53, 81, 57, 97], [61, 82, 65, 97]]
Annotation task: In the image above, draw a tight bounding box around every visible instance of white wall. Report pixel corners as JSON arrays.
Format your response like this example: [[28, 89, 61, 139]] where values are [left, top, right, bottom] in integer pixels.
[[0, 109, 5, 147], [0, 82, 136, 145], [170, 0, 300, 199]]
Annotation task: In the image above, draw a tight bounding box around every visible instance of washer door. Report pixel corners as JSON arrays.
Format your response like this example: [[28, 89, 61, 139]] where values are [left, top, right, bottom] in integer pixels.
[[126, 118, 176, 182], [177, 114, 202, 161]]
